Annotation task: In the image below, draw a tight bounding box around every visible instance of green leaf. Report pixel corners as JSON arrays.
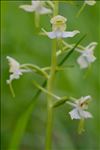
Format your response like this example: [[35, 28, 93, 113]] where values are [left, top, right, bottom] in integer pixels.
[[58, 34, 87, 66], [8, 80, 46, 150], [9, 101, 36, 150]]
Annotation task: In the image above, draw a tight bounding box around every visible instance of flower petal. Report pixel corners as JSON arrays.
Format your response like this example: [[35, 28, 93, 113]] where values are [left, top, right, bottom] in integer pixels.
[[86, 52, 96, 62], [85, 0, 96, 6], [47, 32, 56, 39], [79, 110, 93, 119], [19, 5, 35, 12], [7, 73, 21, 84], [77, 55, 89, 69], [50, 15, 67, 24], [32, 1, 44, 6], [38, 7, 52, 14], [6, 56, 20, 73], [62, 30, 80, 38], [69, 108, 81, 119], [86, 42, 97, 51], [79, 95, 91, 104]]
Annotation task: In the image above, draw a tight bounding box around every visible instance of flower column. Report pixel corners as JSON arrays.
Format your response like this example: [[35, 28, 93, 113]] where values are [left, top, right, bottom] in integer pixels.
[[46, 2, 59, 150]]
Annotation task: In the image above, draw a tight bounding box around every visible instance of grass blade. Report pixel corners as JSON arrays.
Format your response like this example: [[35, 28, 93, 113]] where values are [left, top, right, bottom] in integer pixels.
[[58, 34, 87, 66], [8, 81, 46, 150]]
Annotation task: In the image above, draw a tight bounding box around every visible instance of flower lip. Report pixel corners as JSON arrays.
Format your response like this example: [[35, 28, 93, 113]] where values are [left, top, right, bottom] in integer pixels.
[[50, 15, 67, 24]]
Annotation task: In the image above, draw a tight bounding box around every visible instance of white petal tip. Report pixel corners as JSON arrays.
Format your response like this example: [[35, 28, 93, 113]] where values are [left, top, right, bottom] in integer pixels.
[[19, 5, 34, 12], [62, 30, 80, 38], [74, 30, 80, 35]]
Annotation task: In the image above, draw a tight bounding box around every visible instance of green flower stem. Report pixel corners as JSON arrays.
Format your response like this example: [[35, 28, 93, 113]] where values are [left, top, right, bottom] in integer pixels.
[[46, 38, 57, 150], [76, 2, 86, 17], [78, 119, 85, 134], [9, 83, 15, 98], [46, 2, 59, 150], [35, 12, 40, 28], [42, 66, 51, 71], [62, 40, 84, 50], [42, 66, 74, 72], [53, 1, 59, 16], [21, 64, 48, 79], [32, 80, 60, 100], [46, 1, 54, 9], [56, 41, 85, 56]]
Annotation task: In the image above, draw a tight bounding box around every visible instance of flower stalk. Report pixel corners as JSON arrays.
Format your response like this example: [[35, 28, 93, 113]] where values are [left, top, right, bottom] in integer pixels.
[[76, 2, 86, 17], [46, 2, 59, 150], [46, 38, 57, 150]]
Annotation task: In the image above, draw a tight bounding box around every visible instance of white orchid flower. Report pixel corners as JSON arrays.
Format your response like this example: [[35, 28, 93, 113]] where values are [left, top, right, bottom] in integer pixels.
[[67, 96, 93, 120], [85, 0, 96, 6], [77, 42, 97, 69], [46, 15, 80, 39], [19, 1, 52, 15], [6, 56, 28, 84]]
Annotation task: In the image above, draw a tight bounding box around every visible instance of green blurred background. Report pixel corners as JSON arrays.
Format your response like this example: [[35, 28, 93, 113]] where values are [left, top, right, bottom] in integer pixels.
[[1, 1, 100, 150]]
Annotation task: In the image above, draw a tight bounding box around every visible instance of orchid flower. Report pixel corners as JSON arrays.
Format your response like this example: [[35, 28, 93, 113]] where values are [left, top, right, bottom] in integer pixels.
[[45, 15, 80, 39], [85, 0, 96, 6], [19, 1, 52, 15], [67, 96, 93, 120], [6, 56, 28, 84], [77, 42, 97, 69]]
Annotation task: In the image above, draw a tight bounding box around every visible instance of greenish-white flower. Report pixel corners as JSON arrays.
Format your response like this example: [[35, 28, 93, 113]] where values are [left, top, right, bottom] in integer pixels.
[[47, 15, 80, 39], [67, 96, 92, 120], [85, 0, 96, 6], [6, 56, 28, 84], [77, 42, 97, 69], [19, 1, 52, 14]]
